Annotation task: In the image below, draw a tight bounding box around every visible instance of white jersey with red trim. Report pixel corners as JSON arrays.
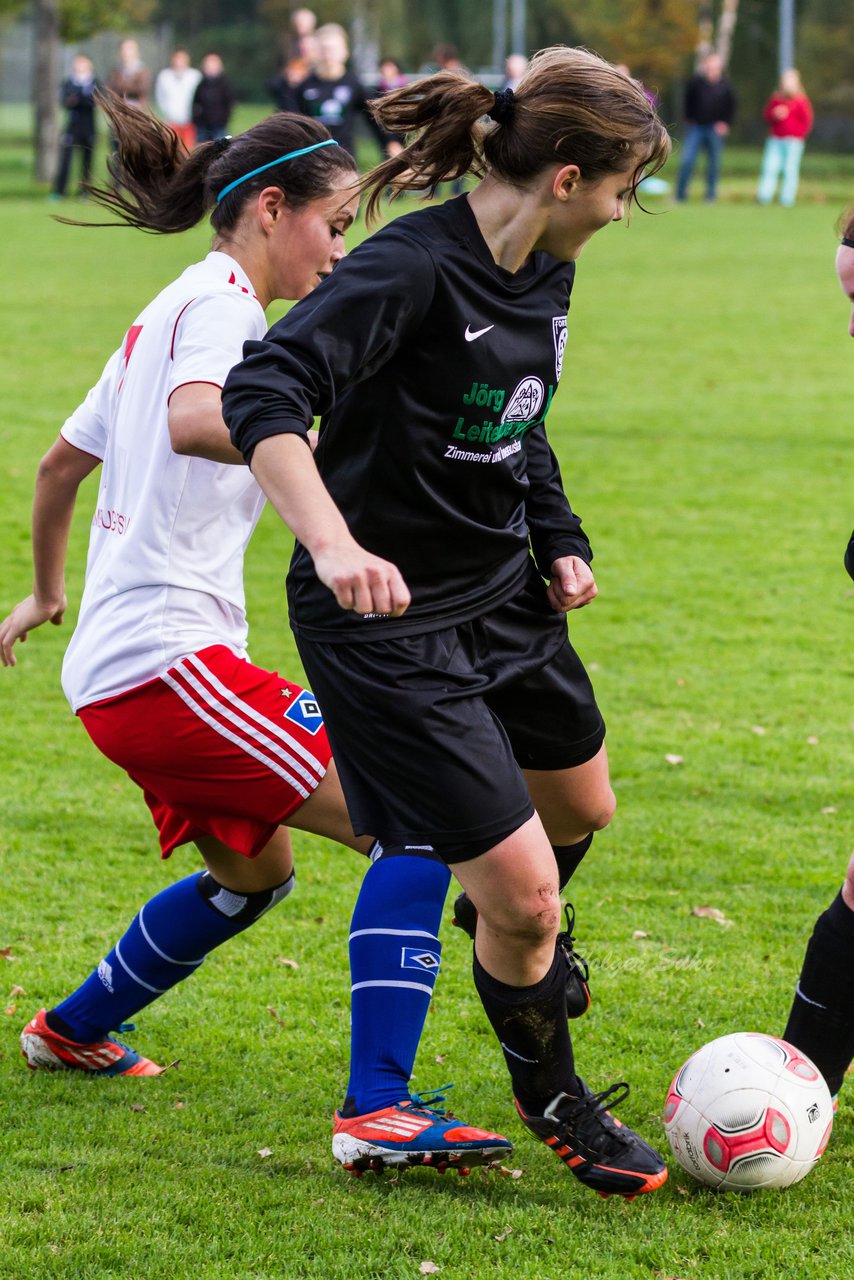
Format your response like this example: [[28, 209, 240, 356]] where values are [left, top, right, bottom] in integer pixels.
[[61, 252, 268, 711]]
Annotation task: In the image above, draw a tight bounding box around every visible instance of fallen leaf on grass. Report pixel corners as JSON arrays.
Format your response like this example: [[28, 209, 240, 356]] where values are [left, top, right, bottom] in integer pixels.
[[494, 1228, 513, 1243], [486, 1163, 524, 1179], [174, 1101, 185, 1111], [419, 1263, 440, 1275], [3, 1005, 17, 1017], [434, 1054, 446, 1065], [664, 754, 683, 766], [751, 725, 767, 736], [806, 736, 819, 745], [9, 985, 26, 998], [267, 1006, 287, 1027], [696, 1018, 705, 1028], [691, 905, 733, 927], [276, 957, 300, 970], [632, 930, 650, 940], [822, 806, 838, 815], [257, 1147, 272, 1159], [130, 1103, 145, 1113], [0, 948, 15, 961]]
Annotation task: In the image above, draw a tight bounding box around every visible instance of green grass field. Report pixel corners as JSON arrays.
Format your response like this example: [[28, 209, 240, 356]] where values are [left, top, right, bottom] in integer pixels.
[[1, 129, 853, 1278]]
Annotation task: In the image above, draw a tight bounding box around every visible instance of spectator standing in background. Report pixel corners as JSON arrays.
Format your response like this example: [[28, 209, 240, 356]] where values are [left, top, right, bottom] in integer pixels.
[[51, 54, 101, 200], [503, 53, 528, 91], [192, 53, 236, 144], [290, 8, 318, 62], [107, 38, 151, 112], [372, 57, 408, 158], [155, 49, 202, 152], [269, 6, 317, 110], [676, 51, 737, 203], [757, 69, 813, 208], [296, 24, 385, 160], [268, 57, 309, 114]]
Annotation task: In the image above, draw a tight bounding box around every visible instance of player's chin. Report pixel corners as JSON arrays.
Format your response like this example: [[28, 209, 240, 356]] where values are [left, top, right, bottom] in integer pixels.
[[294, 271, 330, 299]]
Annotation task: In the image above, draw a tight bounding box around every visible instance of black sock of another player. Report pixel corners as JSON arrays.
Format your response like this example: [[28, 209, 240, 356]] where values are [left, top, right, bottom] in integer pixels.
[[553, 834, 594, 891], [783, 891, 854, 1096], [473, 947, 578, 1115]]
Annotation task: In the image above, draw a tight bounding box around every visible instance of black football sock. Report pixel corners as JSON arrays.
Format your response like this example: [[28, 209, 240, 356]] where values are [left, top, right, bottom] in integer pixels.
[[473, 946, 578, 1115], [553, 834, 593, 891], [783, 891, 854, 1096]]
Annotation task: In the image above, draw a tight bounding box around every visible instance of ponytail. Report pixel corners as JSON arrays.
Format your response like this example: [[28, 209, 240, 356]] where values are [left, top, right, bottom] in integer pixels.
[[65, 92, 357, 235], [363, 72, 493, 222], [362, 46, 670, 223]]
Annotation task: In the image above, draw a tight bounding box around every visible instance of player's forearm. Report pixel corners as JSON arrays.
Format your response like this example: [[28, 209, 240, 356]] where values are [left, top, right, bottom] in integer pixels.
[[249, 433, 358, 558], [31, 461, 79, 608]]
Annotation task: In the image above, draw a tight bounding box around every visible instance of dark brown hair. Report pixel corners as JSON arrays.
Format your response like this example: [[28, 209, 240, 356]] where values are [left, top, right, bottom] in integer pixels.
[[838, 205, 854, 242], [74, 93, 357, 234], [362, 45, 670, 222]]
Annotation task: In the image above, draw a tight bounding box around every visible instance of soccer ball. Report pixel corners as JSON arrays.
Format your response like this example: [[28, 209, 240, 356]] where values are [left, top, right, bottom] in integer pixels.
[[664, 1032, 833, 1190]]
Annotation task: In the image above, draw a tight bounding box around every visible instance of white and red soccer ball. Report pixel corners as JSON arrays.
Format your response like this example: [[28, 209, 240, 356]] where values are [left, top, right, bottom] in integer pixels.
[[664, 1032, 833, 1190]]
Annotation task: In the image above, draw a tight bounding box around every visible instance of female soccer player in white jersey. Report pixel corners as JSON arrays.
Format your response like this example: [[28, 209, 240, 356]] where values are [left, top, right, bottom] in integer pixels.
[[223, 48, 672, 1199], [0, 97, 511, 1174]]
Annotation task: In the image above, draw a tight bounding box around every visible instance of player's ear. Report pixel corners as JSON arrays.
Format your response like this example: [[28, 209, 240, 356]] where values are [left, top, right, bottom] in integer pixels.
[[553, 164, 582, 201], [258, 185, 289, 230]]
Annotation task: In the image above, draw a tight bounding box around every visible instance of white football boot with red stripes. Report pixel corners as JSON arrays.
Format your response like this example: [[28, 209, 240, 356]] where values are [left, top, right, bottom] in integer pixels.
[[333, 1089, 512, 1175], [21, 1009, 164, 1077]]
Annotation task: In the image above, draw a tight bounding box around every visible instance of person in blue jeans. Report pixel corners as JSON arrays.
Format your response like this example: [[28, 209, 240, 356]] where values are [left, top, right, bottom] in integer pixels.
[[676, 52, 737, 203]]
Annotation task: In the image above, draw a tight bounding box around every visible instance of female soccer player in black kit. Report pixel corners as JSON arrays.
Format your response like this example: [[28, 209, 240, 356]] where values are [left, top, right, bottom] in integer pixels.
[[781, 211, 854, 1105], [223, 47, 671, 1199]]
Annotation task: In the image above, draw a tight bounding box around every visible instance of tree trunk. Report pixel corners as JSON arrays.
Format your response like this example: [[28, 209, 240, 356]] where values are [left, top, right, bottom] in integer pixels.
[[716, 0, 740, 68], [696, 0, 714, 62], [33, 0, 60, 184]]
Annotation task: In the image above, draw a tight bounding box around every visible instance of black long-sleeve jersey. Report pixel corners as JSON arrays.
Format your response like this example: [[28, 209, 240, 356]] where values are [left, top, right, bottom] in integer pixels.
[[223, 195, 592, 642]]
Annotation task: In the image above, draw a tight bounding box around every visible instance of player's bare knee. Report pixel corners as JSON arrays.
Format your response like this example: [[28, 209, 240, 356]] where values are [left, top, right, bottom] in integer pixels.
[[586, 787, 616, 832], [482, 885, 560, 945]]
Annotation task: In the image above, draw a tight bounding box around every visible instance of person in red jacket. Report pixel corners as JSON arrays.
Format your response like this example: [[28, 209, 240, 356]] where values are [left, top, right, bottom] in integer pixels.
[[757, 69, 813, 207]]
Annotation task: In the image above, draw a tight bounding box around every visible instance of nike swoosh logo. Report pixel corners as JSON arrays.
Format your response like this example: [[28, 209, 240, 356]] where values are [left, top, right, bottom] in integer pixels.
[[464, 324, 495, 342]]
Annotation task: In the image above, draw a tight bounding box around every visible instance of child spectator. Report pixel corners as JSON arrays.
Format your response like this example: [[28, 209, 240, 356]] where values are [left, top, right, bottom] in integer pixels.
[[756, 69, 813, 208], [52, 54, 101, 199], [155, 49, 202, 152], [192, 53, 236, 143]]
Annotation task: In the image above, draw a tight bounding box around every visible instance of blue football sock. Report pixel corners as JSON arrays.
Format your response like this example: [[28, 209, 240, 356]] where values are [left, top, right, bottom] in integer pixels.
[[344, 855, 451, 1115], [52, 870, 293, 1043]]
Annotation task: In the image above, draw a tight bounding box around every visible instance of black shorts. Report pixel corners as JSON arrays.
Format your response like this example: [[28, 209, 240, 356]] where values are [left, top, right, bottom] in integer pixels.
[[295, 565, 605, 863]]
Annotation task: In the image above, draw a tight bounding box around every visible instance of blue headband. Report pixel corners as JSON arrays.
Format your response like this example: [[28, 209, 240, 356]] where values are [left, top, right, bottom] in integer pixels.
[[215, 139, 340, 204]]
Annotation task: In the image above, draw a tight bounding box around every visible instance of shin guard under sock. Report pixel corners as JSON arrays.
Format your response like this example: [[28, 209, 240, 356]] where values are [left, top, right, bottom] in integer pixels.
[[343, 854, 451, 1115], [472, 947, 578, 1115], [51, 870, 293, 1043], [783, 891, 854, 1096]]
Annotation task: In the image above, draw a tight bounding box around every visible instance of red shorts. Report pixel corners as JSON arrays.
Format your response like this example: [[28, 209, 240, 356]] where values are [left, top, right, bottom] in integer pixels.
[[78, 645, 331, 859]]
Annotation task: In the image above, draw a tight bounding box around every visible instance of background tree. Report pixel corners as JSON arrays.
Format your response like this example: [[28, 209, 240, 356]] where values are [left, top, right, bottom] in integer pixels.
[[573, 0, 700, 90]]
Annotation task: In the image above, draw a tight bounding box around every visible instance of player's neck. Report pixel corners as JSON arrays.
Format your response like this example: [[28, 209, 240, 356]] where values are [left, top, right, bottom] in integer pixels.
[[466, 178, 543, 274]]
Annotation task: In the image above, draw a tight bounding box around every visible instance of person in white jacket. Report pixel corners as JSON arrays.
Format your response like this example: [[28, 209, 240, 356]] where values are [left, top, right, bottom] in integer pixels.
[[155, 48, 202, 150]]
